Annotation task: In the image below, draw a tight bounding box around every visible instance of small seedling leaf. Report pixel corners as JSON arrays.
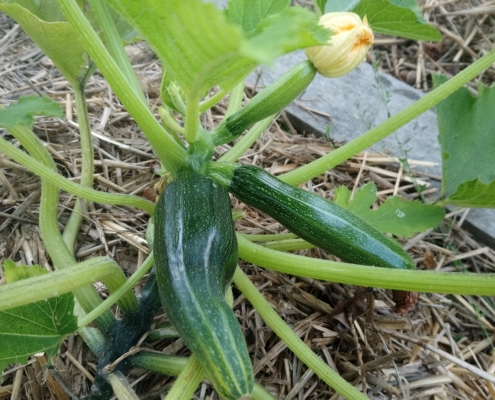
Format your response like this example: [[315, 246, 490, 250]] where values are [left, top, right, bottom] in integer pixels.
[[434, 75, 495, 208], [0, 96, 63, 129], [0, 261, 77, 371], [334, 183, 445, 237]]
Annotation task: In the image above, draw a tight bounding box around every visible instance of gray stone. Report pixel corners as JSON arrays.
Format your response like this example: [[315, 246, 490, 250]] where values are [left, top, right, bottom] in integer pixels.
[[211, 0, 495, 248], [246, 51, 442, 175], [245, 51, 495, 248]]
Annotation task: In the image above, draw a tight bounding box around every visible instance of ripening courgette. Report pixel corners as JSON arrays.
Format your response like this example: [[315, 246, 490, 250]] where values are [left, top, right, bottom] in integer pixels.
[[153, 170, 253, 400], [213, 164, 414, 270], [212, 61, 316, 146]]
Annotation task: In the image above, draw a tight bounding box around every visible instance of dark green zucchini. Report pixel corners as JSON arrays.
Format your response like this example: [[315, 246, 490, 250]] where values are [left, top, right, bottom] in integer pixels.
[[153, 170, 253, 400], [212, 61, 316, 146], [227, 165, 415, 270]]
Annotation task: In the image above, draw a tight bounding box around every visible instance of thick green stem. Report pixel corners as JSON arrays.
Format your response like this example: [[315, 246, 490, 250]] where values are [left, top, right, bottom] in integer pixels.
[[62, 87, 94, 252], [159, 106, 185, 134], [262, 238, 316, 252], [106, 371, 139, 400], [0, 136, 155, 215], [164, 356, 203, 400], [78, 253, 154, 328], [88, 0, 146, 104], [233, 267, 368, 400], [237, 235, 495, 295], [6, 124, 138, 319], [0, 257, 130, 312], [128, 353, 277, 400], [55, 0, 186, 173], [6, 124, 114, 331], [219, 116, 275, 163], [280, 48, 495, 186]]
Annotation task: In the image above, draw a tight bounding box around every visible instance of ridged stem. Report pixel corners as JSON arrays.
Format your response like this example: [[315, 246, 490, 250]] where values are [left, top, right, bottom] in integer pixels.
[[233, 267, 368, 400], [0, 257, 130, 311], [128, 353, 277, 400], [219, 116, 275, 163], [62, 86, 94, 252], [0, 136, 155, 215], [164, 356, 203, 400], [5, 123, 114, 331], [55, 0, 187, 173], [88, 0, 146, 104], [281, 47, 495, 186], [237, 235, 495, 295]]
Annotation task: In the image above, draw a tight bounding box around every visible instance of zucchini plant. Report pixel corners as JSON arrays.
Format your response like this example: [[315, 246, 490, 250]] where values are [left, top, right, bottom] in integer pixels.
[[1, 0, 495, 399]]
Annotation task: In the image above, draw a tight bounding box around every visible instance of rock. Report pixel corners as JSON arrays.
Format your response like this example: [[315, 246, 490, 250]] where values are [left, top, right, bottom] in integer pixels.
[[244, 51, 495, 248]]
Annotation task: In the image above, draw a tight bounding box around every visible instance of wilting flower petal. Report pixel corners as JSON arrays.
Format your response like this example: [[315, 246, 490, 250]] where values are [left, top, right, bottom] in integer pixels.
[[306, 12, 374, 78]]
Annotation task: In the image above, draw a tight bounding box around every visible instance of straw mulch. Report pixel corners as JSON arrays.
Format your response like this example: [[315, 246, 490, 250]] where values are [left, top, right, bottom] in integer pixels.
[[1, 1, 495, 399]]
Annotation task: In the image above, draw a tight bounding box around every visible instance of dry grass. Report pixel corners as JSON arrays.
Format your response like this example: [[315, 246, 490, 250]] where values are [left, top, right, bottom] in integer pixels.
[[1, 1, 495, 399]]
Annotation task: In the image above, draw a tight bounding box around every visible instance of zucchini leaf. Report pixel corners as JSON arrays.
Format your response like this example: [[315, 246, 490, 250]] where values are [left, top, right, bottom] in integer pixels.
[[0, 96, 63, 129], [0, 260, 78, 371], [0, 1, 91, 85], [225, 0, 289, 34], [318, 0, 441, 42], [434, 75, 495, 208], [334, 182, 445, 237], [108, 0, 329, 95]]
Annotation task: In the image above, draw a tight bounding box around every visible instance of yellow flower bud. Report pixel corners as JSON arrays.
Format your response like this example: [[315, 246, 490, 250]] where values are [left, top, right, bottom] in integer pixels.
[[306, 12, 374, 78]]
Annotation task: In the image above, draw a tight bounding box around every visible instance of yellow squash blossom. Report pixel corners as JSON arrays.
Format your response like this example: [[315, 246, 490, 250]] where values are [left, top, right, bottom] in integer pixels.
[[306, 12, 374, 78]]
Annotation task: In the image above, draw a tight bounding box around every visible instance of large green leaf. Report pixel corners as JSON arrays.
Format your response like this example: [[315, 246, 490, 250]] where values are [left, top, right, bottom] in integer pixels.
[[107, 0, 246, 95], [352, 0, 441, 41], [108, 0, 328, 95], [319, 0, 440, 41], [243, 7, 330, 63], [0, 2, 91, 85], [0, 96, 63, 129], [225, 0, 289, 33], [0, 261, 78, 371], [8, 0, 66, 22], [434, 75, 495, 208], [334, 182, 445, 237]]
